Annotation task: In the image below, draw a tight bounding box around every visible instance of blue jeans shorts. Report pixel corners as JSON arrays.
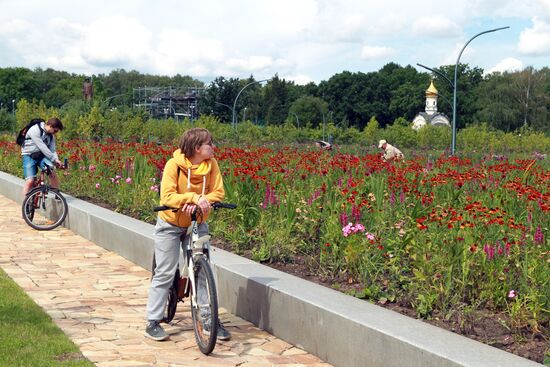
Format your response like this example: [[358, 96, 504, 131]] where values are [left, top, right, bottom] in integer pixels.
[[22, 154, 54, 180]]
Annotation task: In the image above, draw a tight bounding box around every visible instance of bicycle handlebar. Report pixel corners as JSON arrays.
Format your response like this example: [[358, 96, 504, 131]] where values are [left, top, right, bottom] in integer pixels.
[[154, 202, 237, 212]]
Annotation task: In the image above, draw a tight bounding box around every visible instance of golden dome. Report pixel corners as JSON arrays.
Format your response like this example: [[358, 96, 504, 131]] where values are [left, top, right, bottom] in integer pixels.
[[426, 80, 438, 97]]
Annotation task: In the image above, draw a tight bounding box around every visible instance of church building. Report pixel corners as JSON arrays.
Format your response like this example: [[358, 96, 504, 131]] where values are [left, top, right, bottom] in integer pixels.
[[412, 80, 451, 130]]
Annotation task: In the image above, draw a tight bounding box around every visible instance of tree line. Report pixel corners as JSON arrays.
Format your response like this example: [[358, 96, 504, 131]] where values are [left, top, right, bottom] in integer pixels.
[[0, 63, 548, 134]]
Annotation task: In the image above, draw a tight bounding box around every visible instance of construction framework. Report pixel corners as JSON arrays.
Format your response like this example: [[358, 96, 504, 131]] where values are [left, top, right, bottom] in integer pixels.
[[133, 86, 204, 120]]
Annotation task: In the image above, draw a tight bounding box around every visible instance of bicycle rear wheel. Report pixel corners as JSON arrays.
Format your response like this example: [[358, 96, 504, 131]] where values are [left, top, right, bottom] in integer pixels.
[[151, 255, 179, 323], [22, 187, 68, 230], [190, 256, 218, 355]]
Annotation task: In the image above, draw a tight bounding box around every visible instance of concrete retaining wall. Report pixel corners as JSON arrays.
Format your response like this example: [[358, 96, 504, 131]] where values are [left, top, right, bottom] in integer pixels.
[[0, 171, 540, 367]]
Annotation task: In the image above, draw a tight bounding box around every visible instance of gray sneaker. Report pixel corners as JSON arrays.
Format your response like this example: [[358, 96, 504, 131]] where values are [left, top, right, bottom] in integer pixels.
[[204, 321, 231, 341], [145, 321, 169, 341], [217, 323, 231, 341]]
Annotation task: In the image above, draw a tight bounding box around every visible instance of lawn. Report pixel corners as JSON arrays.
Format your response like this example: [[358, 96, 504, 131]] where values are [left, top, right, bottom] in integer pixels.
[[0, 268, 94, 366]]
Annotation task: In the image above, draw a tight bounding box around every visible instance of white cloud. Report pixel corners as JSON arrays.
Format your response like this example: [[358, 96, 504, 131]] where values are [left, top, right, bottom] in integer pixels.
[[412, 16, 461, 37], [361, 45, 396, 60], [282, 73, 314, 85], [518, 17, 550, 56], [486, 57, 523, 74], [81, 16, 152, 66], [1, 1, 550, 82], [226, 56, 274, 72]]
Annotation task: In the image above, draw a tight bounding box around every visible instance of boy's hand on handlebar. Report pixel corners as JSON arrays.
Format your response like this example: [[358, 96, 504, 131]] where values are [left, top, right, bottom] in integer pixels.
[[181, 203, 196, 216], [197, 197, 211, 215]]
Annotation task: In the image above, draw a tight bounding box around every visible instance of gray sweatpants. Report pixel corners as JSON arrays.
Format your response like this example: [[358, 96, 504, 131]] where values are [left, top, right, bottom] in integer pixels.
[[146, 216, 209, 322]]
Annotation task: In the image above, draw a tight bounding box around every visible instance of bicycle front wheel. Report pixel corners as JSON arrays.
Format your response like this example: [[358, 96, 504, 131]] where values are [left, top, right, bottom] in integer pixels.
[[22, 187, 68, 230], [190, 256, 218, 355]]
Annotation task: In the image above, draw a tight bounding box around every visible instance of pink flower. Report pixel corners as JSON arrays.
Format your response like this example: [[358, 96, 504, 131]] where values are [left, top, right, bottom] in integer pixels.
[[365, 232, 375, 241], [508, 290, 516, 299], [95, 183, 100, 189], [343, 222, 368, 237], [534, 225, 544, 244], [150, 185, 159, 192], [355, 223, 365, 233], [88, 165, 96, 172], [342, 222, 353, 237], [125, 177, 132, 184]]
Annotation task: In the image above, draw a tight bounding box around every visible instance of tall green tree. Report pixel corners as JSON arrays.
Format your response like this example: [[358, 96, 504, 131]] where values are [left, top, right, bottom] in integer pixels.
[[288, 95, 328, 128], [433, 64, 484, 128], [0, 67, 39, 110], [264, 75, 291, 125]]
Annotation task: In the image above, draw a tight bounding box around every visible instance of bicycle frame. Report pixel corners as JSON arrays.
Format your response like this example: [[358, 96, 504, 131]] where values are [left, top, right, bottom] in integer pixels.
[[181, 211, 212, 308], [30, 167, 52, 210]]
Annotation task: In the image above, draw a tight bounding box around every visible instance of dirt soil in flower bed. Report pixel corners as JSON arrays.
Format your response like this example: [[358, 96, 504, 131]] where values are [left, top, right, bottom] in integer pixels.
[[212, 241, 549, 364]]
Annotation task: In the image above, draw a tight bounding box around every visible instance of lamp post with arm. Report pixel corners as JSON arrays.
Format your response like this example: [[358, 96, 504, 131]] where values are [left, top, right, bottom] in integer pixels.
[[417, 26, 509, 155], [291, 112, 300, 129], [232, 79, 269, 130], [450, 26, 509, 155]]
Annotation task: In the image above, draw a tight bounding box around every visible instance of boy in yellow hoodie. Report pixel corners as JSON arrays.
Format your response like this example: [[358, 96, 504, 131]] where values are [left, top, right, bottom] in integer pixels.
[[145, 128, 230, 341]]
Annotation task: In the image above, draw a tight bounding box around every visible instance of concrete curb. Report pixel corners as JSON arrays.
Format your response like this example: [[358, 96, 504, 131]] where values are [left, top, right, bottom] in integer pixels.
[[0, 171, 541, 367]]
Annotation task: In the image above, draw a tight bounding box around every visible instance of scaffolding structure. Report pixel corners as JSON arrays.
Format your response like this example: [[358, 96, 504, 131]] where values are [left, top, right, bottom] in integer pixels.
[[133, 86, 204, 120]]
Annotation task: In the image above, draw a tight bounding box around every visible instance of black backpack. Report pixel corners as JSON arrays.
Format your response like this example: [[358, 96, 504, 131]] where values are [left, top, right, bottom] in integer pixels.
[[16, 118, 45, 146]]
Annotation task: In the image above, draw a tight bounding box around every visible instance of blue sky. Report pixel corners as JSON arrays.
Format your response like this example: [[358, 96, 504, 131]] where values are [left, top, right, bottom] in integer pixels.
[[0, 0, 549, 84]]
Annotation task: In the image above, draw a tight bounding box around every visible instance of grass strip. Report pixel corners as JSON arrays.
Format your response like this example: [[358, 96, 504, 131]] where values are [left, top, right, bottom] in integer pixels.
[[0, 267, 94, 366]]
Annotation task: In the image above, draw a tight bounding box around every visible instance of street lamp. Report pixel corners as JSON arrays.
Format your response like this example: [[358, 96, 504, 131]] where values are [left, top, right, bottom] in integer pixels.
[[12, 99, 15, 116], [417, 26, 509, 155], [291, 112, 300, 128], [416, 63, 454, 89], [232, 79, 269, 130], [103, 94, 127, 105], [243, 107, 248, 123], [450, 26, 509, 155], [313, 100, 327, 140], [215, 101, 232, 110]]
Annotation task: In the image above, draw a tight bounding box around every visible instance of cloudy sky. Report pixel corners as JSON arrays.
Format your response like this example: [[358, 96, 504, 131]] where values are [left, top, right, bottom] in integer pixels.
[[1, 0, 549, 84]]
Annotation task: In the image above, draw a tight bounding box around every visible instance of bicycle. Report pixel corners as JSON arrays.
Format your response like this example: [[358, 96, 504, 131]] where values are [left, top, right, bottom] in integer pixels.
[[152, 202, 237, 355], [21, 160, 68, 230]]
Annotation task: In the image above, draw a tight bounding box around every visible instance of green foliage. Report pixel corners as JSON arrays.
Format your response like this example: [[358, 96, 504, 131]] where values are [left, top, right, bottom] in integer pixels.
[[288, 95, 328, 128], [458, 123, 550, 153], [379, 123, 417, 148], [416, 125, 452, 150], [362, 116, 380, 146], [0, 108, 16, 132]]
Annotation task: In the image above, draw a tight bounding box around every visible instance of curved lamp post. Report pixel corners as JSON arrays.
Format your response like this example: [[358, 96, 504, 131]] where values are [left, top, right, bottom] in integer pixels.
[[451, 26, 509, 155], [214, 101, 232, 122], [232, 79, 269, 130], [215, 101, 232, 110], [312, 100, 327, 140], [291, 112, 300, 128], [103, 94, 127, 105], [417, 26, 509, 155]]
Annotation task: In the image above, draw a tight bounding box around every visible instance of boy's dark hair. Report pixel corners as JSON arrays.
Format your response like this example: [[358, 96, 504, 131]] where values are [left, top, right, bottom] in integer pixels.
[[179, 128, 212, 157], [46, 117, 64, 131]]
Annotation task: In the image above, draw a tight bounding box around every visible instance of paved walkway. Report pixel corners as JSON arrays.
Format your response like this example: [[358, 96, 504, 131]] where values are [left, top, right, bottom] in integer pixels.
[[0, 195, 332, 367]]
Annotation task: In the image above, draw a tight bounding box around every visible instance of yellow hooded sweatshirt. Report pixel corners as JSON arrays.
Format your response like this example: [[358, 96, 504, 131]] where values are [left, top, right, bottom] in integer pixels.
[[158, 149, 225, 227]]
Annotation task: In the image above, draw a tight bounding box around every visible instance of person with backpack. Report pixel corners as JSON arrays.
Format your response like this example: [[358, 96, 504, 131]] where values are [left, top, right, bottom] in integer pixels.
[[20, 117, 64, 197]]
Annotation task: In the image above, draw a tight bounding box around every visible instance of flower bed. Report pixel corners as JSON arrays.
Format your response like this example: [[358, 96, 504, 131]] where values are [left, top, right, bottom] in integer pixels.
[[1, 137, 548, 362]]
